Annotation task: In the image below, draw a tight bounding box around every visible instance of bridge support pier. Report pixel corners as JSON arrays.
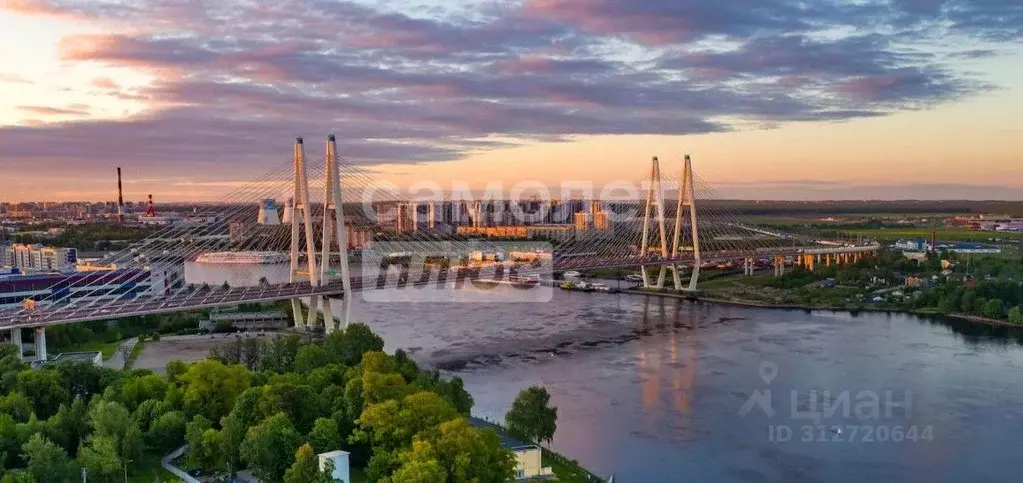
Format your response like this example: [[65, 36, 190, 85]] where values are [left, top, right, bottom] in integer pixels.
[[34, 327, 46, 361], [774, 256, 785, 277], [743, 257, 755, 276], [9, 328, 22, 361]]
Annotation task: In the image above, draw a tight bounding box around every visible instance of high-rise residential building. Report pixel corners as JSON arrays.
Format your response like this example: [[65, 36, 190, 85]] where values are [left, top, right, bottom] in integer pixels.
[[0, 243, 78, 273]]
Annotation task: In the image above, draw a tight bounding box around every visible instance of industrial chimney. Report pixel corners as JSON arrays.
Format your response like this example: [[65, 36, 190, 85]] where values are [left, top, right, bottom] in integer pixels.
[[116, 167, 125, 223]]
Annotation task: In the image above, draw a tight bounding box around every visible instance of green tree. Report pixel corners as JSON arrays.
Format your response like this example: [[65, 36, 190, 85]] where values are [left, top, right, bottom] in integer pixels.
[[327, 323, 385, 366], [392, 349, 420, 383], [105, 373, 169, 411], [21, 433, 74, 483], [131, 399, 169, 434], [46, 399, 89, 457], [54, 360, 109, 401], [432, 418, 515, 483], [240, 412, 303, 482], [146, 410, 187, 453], [505, 386, 558, 445], [259, 334, 302, 373], [0, 392, 33, 423], [195, 428, 226, 471], [294, 345, 334, 374], [960, 289, 977, 313], [433, 377, 474, 416], [391, 440, 447, 483], [178, 360, 251, 422], [16, 369, 69, 418], [0, 470, 35, 482], [256, 383, 321, 434], [219, 414, 247, 478], [365, 449, 400, 482], [973, 297, 987, 315], [0, 413, 21, 469], [89, 399, 143, 463], [283, 443, 328, 483], [307, 417, 341, 454], [936, 296, 957, 315], [228, 386, 264, 428], [165, 360, 189, 384], [354, 391, 457, 451], [1009, 305, 1023, 324], [983, 298, 1004, 319], [185, 415, 213, 467], [362, 371, 410, 406], [77, 436, 122, 482]]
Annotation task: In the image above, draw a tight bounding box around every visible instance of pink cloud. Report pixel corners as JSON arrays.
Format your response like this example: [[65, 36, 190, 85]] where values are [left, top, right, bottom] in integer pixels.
[[92, 77, 119, 89]]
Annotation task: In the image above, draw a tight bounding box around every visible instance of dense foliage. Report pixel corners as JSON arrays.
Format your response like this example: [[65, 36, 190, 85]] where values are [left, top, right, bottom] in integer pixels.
[[0, 323, 512, 482]]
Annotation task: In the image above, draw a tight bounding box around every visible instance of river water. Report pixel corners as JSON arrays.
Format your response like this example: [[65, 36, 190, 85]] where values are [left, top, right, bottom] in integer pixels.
[[187, 264, 1023, 482]]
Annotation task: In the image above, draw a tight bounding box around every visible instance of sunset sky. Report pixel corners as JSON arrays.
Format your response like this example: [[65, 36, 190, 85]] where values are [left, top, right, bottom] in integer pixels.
[[1, 0, 1021, 201]]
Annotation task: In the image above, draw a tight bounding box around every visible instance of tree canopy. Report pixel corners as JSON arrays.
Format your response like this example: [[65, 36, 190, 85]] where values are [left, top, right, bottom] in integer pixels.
[[505, 386, 558, 445]]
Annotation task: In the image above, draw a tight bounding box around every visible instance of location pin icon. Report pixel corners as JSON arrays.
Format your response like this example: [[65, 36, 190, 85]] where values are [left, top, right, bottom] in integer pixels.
[[759, 361, 778, 385]]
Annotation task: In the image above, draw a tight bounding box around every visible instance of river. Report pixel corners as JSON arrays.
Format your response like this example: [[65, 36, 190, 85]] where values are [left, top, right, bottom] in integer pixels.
[[187, 263, 1023, 481]]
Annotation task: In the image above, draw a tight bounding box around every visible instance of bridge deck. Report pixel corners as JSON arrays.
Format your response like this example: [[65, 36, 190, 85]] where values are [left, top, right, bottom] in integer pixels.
[[0, 245, 879, 329]]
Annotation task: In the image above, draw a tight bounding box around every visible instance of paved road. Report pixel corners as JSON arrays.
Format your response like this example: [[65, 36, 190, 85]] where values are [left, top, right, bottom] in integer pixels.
[[104, 337, 138, 370]]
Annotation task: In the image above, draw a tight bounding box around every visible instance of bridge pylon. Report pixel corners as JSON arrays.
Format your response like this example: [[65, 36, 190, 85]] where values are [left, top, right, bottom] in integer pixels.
[[640, 156, 669, 289], [289, 136, 353, 333], [640, 154, 701, 291], [671, 154, 701, 291]]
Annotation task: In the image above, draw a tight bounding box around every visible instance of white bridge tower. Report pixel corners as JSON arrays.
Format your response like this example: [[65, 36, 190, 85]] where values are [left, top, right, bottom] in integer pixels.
[[289, 135, 353, 333], [640, 154, 701, 291]]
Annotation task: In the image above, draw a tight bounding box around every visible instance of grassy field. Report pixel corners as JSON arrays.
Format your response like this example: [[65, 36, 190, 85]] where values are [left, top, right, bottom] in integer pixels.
[[698, 274, 775, 290], [128, 456, 182, 483], [61, 339, 121, 359], [543, 449, 603, 482]]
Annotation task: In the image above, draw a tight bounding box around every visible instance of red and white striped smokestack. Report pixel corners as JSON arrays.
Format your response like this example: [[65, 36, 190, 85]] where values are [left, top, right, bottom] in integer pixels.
[[116, 167, 125, 223]]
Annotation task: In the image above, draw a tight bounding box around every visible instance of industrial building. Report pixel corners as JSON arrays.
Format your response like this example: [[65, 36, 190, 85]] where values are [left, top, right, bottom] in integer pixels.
[[0, 269, 157, 309], [895, 239, 1002, 255]]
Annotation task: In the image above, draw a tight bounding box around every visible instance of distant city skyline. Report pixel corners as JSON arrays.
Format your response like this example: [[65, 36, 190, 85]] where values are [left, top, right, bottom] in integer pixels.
[[1, 0, 1021, 202]]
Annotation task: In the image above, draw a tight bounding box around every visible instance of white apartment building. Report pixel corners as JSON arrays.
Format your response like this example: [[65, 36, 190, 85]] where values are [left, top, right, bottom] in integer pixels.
[[0, 243, 78, 273]]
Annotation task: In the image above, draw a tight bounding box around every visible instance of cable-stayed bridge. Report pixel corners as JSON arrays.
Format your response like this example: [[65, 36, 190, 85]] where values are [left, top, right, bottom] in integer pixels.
[[1, 136, 878, 359]]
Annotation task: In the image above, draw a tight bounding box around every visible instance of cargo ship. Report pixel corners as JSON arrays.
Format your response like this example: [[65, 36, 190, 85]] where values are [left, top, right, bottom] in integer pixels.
[[195, 251, 289, 265]]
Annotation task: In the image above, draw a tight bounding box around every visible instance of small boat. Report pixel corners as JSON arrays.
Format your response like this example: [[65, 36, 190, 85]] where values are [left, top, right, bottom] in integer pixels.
[[574, 281, 595, 292], [562, 270, 582, 279], [625, 274, 644, 282], [473, 276, 540, 289], [590, 283, 616, 293]]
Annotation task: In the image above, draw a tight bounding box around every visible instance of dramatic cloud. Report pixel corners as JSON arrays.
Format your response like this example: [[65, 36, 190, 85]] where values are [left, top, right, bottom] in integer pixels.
[[1, 0, 1021, 176]]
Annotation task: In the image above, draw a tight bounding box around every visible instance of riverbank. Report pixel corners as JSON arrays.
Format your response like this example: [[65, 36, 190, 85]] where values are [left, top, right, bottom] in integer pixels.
[[622, 288, 1023, 328]]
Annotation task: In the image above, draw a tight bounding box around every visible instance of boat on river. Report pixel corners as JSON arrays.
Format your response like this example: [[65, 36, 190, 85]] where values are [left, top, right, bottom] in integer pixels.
[[473, 275, 540, 289]]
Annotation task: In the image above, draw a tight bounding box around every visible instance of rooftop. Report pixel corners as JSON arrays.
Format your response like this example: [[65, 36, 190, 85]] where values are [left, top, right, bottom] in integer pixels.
[[467, 417, 536, 451]]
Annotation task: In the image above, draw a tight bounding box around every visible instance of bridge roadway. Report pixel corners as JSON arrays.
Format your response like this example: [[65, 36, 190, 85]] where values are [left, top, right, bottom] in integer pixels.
[[0, 245, 879, 330]]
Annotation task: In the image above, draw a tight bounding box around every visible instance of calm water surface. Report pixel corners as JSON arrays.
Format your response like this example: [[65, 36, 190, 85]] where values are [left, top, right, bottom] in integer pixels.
[[189, 264, 1023, 482]]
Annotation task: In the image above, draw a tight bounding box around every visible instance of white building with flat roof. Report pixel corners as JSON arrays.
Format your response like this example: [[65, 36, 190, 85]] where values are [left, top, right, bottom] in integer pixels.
[[317, 450, 350, 483]]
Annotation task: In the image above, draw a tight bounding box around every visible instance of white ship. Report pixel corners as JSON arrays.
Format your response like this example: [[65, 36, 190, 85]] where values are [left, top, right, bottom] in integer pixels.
[[194, 251, 289, 265]]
